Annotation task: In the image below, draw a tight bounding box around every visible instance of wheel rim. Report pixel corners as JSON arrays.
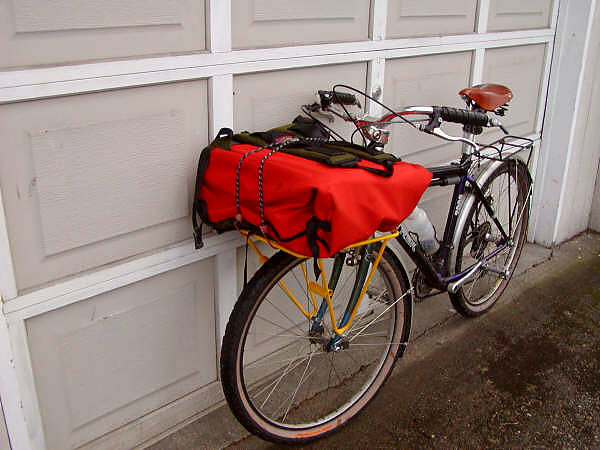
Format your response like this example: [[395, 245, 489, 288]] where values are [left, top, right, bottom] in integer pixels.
[[235, 250, 406, 434], [459, 164, 528, 306]]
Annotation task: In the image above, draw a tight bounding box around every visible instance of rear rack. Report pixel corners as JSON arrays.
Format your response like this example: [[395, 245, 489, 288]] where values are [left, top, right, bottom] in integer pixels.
[[475, 135, 535, 166]]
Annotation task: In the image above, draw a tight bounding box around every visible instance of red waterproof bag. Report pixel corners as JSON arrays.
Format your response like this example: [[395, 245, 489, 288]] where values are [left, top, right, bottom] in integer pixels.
[[193, 129, 432, 258]]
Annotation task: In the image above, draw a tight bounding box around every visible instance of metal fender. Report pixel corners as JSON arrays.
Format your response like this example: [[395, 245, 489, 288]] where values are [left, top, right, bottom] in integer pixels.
[[447, 158, 531, 275]]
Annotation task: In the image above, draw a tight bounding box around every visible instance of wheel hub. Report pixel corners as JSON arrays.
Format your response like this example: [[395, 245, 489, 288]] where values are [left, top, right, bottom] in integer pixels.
[[471, 222, 492, 258], [328, 336, 350, 353]]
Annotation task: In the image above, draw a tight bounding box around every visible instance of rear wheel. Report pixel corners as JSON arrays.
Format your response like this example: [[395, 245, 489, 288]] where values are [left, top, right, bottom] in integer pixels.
[[220, 245, 411, 444], [449, 160, 531, 317]]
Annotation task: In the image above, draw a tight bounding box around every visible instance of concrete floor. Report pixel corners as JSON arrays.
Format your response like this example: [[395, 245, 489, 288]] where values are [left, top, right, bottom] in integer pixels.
[[146, 232, 599, 449]]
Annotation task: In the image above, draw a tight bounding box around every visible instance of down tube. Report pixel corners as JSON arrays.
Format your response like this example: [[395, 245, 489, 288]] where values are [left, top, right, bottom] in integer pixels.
[[395, 227, 446, 291]]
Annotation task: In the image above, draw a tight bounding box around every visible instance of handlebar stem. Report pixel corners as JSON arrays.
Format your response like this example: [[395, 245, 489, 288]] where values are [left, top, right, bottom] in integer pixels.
[[461, 102, 477, 155]]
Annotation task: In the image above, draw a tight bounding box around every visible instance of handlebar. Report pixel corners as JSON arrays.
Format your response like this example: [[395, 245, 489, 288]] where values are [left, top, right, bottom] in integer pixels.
[[434, 106, 489, 127], [402, 106, 497, 129], [316, 98, 504, 131], [308, 87, 509, 149], [318, 90, 359, 108]]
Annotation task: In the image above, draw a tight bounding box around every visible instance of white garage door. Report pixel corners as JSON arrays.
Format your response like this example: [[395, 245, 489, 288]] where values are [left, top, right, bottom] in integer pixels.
[[0, 1, 557, 448]]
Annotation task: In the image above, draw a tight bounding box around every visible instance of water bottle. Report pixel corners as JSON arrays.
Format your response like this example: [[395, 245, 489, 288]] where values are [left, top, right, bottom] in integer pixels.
[[403, 207, 439, 255]]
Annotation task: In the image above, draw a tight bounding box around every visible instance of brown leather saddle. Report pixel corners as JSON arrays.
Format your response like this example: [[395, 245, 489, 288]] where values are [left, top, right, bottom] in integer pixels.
[[459, 84, 513, 111]]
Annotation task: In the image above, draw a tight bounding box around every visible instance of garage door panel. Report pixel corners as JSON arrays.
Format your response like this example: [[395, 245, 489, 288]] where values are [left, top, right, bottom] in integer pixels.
[[387, 0, 477, 38], [234, 63, 368, 136], [384, 52, 473, 165], [231, 0, 370, 49], [0, 0, 205, 68], [482, 44, 546, 139], [488, 0, 553, 32], [31, 112, 189, 256], [0, 81, 208, 291], [26, 259, 215, 449]]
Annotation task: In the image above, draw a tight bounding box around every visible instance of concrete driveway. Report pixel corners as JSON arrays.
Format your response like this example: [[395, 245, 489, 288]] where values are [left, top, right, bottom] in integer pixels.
[[148, 232, 600, 449]]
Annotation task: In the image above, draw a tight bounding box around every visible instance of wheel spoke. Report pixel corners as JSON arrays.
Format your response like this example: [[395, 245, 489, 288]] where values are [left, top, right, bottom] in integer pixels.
[[255, 313, 302, 336], [350, 291, 409, 342], [281, 352, 314, 422], [452, 162, 530, 314], [225, 246, 410, 438], [259, 348, 310, 408], [265, 297, 305, 331]]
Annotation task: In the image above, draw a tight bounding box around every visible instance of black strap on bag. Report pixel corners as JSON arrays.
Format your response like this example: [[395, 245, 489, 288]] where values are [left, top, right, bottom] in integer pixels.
[[192, 127, 234, 249], [305, 217, 332, 278]]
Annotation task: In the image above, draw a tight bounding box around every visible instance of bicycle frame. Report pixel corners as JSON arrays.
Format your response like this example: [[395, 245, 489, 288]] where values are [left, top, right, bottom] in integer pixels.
[[242, 159, 514, 346], [241, 93, 526, 346], [396, 160, 512, 293]]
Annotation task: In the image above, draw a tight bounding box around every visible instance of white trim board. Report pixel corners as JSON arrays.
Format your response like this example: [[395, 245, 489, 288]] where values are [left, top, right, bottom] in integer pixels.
[[366, 57, 386, 116], [0, 30, 554, 104], [0, 188, 17, 301], [471, 48, 486, 85], [207, 0, 231, 53], [4, 232, 243, 321], [476, 0, 491, 33], [536, 42, 556, 134], [8, 321, 45, 450], [552, 0, 597, 243], [208, 74, 234, 139], [370, 0, 388, 41], [214, 250, 237, 357], [0, 314, 32, 450], [0, 28, 555, 87], [531, 0, 595, 245]]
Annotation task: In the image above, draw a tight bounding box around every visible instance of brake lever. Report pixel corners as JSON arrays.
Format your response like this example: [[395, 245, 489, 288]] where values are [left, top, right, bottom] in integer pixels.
[[418, 124, 479, 152]]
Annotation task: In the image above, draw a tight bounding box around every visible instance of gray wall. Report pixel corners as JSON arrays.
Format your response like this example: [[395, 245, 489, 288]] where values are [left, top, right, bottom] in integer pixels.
[[0, 0, 558, 448], [0, 0, 206, 68]]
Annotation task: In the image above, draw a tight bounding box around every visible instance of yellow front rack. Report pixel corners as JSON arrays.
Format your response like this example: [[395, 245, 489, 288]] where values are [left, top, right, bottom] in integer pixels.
[[239, 229, 399, 335]]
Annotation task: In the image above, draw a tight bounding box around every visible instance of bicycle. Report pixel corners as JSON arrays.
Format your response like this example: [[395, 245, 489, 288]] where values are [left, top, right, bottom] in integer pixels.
[[219, 83, 534, 443]]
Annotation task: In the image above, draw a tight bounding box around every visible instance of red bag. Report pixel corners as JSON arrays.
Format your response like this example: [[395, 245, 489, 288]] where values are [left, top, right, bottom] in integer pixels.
[[193, 129, 432, 258]]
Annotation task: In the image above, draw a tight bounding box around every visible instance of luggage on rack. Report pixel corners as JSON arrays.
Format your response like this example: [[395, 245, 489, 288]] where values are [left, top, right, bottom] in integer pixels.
[[192, 123, 432, 259]]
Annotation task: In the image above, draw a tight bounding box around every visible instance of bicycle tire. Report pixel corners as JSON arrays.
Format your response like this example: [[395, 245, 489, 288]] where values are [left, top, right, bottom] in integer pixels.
[[449, 159, 531, 317], [220, 246, 411, 444]]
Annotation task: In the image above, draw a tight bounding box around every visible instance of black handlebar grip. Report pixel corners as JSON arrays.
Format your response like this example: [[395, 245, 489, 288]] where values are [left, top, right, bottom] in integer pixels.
[[435, 107, 489, 127], [332, 92, 357, 105], [318, 90, 357, 106]]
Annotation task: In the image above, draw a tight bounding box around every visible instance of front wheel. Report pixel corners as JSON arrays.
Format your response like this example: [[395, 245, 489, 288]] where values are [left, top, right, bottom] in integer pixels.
[[449, 159, 531, 317], [220, 246, 411, 444]]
